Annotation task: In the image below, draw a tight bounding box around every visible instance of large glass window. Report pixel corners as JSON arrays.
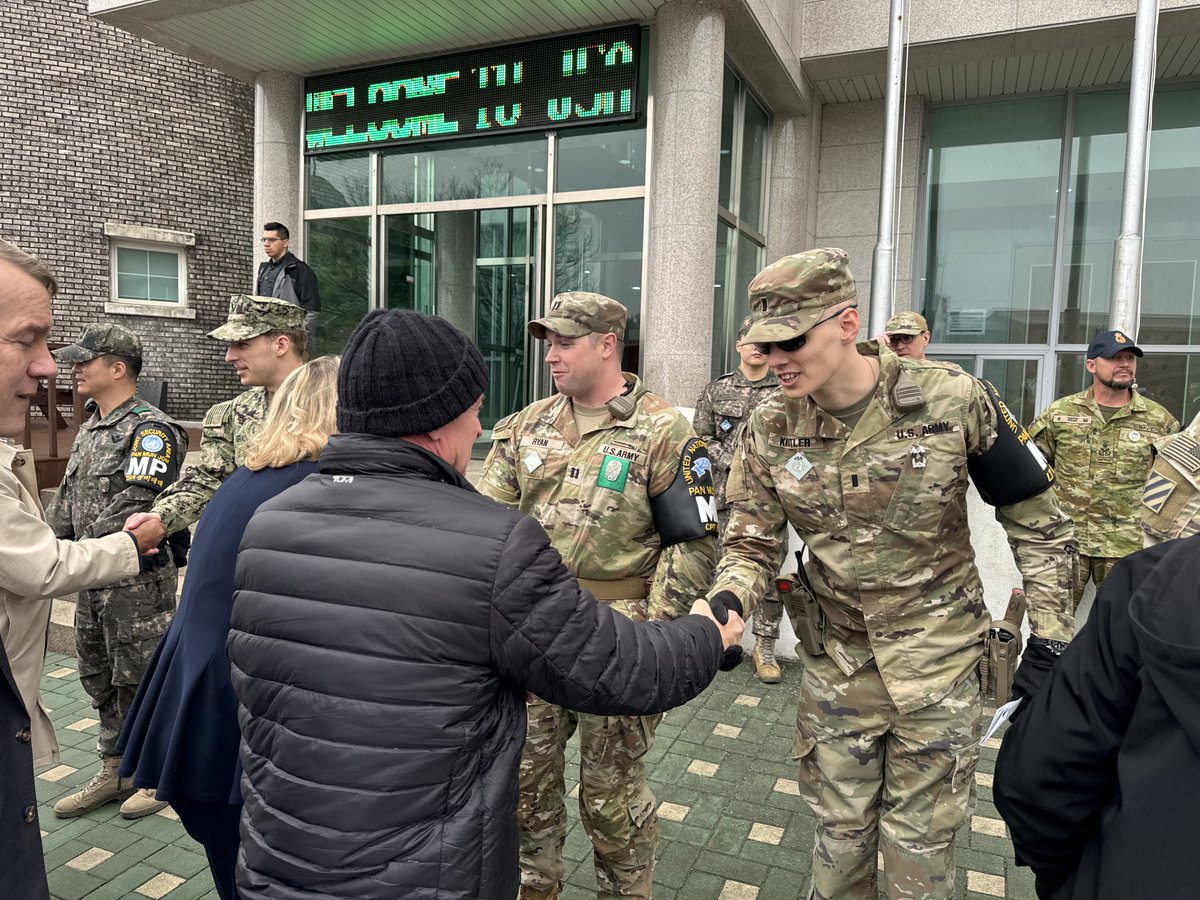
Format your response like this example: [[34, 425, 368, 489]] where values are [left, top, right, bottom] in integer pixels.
[[306, 217, 371, 357], [922, 84, 1200, 421], [711, 66, 770, 376], [307, 152, 371, 209], [380, 136, 547, 204], [557, 125, 646, 192], [554, 199, 645, 373], [923, 96, 1065, 345]]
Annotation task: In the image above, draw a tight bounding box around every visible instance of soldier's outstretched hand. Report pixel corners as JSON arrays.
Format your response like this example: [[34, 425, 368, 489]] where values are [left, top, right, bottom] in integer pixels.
[[124, 511, 166, 553], [691, 594, 745, 670]]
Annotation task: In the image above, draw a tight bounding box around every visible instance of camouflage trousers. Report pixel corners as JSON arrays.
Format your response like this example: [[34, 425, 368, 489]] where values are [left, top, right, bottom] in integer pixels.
[[75, 574, 176, 756], [717, 510, 782, 639], [519, 697, 662, 898], [1072, 555, 1116, 612], [791, 653, 982, 900]]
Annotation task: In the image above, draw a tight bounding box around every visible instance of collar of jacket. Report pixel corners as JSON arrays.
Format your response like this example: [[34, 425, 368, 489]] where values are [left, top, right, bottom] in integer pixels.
[[538, 372, 648, 432], [317, 432, 476, 492], [1078, 384, 1144, 417], [86, 394, 141, 430]]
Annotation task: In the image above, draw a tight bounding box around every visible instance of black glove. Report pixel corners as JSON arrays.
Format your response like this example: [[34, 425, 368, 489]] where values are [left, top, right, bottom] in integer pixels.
[[708, 590, 745, 672], [1009, 637, 1066, 715]]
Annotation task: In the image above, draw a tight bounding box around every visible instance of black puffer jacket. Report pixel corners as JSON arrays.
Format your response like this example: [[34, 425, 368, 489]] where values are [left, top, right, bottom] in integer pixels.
[[227, 435, 723, 900], [995, 535, 1200, 898]]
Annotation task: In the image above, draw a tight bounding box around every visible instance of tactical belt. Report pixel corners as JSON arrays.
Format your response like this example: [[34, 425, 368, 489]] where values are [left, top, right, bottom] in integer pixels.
[[578, 576, 649, 600]]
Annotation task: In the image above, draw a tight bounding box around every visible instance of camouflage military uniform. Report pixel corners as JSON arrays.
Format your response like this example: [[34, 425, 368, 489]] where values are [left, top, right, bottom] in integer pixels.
[[1143, 411, 1200, 545], [712, 249, 1076, 900], [152, 387, 268, 535], [45, 395, 186, 756], [1030, 386, 1178, 607], [480, 375, 716, 898], [151, 294, 305, 535], [694, 367, 782, 639]]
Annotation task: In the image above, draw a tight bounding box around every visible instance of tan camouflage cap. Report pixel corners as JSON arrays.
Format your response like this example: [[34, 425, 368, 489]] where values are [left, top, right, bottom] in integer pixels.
[[208, 294, 306, 341], [736, 315, 754, 339], [53, 323, 143, 363], [743, 248, 857, 344], [884, 311, 929, 335], [528, 291, 627, 340]]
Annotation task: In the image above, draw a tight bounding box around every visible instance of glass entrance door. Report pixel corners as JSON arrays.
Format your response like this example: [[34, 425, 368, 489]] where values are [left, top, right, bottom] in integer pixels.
[[382, 207, 540, 431]]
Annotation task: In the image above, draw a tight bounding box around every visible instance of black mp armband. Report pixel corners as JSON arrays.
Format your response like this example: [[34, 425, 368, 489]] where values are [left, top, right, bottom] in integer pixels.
[[968, 380, 1055, 507], [650, 438, 720, 548]]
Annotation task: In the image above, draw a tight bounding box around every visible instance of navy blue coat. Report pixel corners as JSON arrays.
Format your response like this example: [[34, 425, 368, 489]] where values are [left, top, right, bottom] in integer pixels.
[[1, 645, 48, 900], [117, 462, 316, 803], [227, 435, 724, 900]]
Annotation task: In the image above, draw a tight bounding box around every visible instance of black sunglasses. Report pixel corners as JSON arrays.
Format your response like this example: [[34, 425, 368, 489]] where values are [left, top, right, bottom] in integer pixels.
[[753, 305, 857, 356]]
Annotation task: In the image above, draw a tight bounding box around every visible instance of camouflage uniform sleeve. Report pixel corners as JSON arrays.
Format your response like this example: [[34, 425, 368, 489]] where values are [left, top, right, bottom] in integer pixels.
[[693, 382, 718, 444], [152, 401, 235, 535], [478, 412, 521, 507], [1027, 407, 1056, 465], [646, 420, 717, 622], [968, 382, 1075, 643], [43, 482, 73, 540], [85, 421, 187, 540], [706, 412, 789, 616]]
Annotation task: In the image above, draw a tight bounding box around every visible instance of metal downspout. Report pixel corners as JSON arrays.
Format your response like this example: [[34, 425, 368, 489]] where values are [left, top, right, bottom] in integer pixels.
[[870, 0, 907, 336]]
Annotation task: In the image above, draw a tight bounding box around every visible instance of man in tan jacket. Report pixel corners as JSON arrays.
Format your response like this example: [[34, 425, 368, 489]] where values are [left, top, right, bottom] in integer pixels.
[[0, 238, 157, 899]]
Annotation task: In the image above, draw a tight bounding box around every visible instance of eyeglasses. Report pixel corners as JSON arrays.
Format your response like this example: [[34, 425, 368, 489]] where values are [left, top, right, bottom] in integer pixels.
[[753, 305, 857, 356], [887, 332, 926, 345]]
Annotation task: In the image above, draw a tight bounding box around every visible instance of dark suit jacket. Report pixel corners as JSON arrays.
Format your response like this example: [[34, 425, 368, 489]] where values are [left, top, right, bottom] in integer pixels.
[[1, 645, 49, 900]]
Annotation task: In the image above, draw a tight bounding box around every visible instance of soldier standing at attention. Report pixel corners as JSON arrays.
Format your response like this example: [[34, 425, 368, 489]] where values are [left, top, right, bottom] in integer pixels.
[[694, 316, 783, 682], [45, 324, 187, 820], [123, 295, 306, 547], [479, 292, 718, 900], [710, 249, 1078, 900], [1029, 330, 1178, 609]]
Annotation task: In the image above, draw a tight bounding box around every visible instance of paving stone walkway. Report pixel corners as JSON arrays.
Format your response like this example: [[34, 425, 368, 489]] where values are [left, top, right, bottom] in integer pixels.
[[35, 652, 1033, 899]]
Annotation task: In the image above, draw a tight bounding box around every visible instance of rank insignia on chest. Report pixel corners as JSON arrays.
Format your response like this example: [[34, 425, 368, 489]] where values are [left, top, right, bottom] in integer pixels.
[[720, 419, 733, 432], [597, 454, 631, 492], [784, 451, 813, 481]]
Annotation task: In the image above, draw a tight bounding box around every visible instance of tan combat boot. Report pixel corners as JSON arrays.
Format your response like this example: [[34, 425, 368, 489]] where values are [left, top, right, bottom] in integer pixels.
[[53, 756, 136, 818], [120, 788, 170, 819], [753, 636, 782, 684], [517, 885, 560, 900]]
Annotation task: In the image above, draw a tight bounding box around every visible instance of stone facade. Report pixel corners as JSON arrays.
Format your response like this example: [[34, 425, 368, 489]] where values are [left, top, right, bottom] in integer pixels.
[[0, 0, 253, 420]]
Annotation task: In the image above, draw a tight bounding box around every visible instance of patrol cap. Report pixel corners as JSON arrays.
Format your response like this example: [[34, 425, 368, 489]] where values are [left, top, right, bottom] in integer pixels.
[[884, 311, 929, 335], [743, 248, 857, 344], [1087, 330, 1143, 360], [207, 294, 306, 341], [737, 315, 754, 339], [53, 323, 142, 363], [528, 292, 627, 341]]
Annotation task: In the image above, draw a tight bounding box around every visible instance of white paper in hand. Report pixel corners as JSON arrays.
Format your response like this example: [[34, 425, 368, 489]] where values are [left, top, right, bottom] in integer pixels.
[[979, 698, 1023, 745]]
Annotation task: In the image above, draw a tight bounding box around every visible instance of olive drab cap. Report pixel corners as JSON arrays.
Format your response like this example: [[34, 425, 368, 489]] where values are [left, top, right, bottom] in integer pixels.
[[207, 294, 306, 341], [743, 248, 857, 344], [53, 323, 143, 363], [885, 311, 929, 335], [528, 291, 627, 341]]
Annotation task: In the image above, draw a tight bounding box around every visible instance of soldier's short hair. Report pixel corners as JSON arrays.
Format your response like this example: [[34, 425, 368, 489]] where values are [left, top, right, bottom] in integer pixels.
[[102, 353, 143, 378], [0, 237, 58, 297], [266, 326, 308, 359]]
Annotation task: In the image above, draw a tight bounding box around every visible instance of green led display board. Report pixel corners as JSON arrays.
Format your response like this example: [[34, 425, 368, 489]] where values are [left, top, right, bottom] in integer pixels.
[[304, 26, 641, 153]]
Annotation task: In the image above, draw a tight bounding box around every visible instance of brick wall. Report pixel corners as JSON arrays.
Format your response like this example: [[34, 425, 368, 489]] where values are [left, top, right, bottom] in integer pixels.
[[0, 0, 254, 420]]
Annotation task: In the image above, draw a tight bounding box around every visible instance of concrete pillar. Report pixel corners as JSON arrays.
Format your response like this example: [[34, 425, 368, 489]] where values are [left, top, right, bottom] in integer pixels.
[[253, 72, 304, 277], [765, 114, 819, 265], [643, 0, 725, 407], [435, 211, 477, 340]]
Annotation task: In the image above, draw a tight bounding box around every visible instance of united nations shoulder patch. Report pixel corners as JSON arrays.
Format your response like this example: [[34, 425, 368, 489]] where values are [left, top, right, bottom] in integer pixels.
[[125, 422, 180, 492]]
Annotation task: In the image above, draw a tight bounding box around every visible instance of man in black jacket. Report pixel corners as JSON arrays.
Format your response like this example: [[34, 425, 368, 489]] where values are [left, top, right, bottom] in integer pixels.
[[257, 222, 319, 344], [994, 534, 1200, 899], [227, 309, 743, 900]]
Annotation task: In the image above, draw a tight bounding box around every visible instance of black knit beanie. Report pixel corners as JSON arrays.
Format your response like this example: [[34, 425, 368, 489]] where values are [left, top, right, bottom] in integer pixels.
[[337, 309, 489, 436]]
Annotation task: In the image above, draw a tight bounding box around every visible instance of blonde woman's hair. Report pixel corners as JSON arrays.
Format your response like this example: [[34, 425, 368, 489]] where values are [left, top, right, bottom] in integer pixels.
[[244, 355, 339, 471]]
